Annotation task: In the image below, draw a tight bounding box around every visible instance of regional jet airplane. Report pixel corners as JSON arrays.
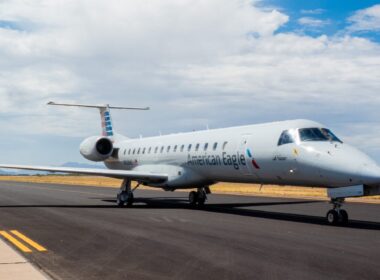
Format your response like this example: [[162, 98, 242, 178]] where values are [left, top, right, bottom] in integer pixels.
[[1, 102, 380, 226]]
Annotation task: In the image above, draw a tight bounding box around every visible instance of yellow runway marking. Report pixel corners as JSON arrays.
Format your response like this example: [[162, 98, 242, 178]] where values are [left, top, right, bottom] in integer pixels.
[[10, 230, 47, 252], [0, 231, 32, 253]]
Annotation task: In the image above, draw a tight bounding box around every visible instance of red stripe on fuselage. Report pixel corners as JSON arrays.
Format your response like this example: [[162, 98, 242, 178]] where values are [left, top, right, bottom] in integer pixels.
[[252, 159, 260, 169]]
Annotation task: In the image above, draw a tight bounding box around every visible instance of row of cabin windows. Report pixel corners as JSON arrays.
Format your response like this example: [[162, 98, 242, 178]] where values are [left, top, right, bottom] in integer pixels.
[[124, 141, 228, 156]]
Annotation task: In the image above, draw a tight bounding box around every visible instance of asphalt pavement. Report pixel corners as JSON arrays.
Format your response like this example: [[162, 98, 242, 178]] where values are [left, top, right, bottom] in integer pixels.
[[0, 180, 379, 280]]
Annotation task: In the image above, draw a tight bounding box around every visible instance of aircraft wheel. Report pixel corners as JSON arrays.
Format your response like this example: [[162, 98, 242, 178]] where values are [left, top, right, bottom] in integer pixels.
[[126, 192, 134, 207], [339, 209, 348, 225], [189, 191, 198, 206], [117, 196, 125, 207], [117, 191, 132, 207], [326, 210, 339, 225], [197, 194, 206, 206]]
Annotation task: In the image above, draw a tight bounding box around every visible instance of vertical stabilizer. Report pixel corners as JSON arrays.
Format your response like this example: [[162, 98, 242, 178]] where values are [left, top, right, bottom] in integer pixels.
[[100, 106, 114, 137]]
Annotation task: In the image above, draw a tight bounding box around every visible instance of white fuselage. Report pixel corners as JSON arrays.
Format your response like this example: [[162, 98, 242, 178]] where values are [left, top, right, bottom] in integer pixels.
[[104, 119, 380, 190]]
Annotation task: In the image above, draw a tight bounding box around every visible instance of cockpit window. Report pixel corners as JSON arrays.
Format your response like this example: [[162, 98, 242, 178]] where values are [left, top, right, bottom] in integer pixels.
[[278, 130, 295, 146], [299, 128, 342, 143], [321, 128, 342, 143]]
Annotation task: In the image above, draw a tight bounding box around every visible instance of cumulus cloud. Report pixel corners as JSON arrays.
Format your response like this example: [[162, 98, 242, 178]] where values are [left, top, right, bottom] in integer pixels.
[[0, 1, 380, 163], [348, 4, 380, 32]]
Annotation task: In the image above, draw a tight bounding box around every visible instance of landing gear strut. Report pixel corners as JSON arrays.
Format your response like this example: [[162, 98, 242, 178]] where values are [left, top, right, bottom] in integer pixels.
[[117, 179, 140, 207], [189, 187, 209, 207], [326, 198, 348, 225]]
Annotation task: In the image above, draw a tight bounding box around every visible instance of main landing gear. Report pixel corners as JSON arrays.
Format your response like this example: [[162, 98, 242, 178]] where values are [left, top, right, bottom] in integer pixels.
[[189, 187, 210, 207], [117, 179, 141, 207], [326, 198, 348, 225]]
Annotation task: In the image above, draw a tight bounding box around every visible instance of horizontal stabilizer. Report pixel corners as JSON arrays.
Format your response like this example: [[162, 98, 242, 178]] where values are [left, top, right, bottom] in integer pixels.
[[47, 101, 150, 110]]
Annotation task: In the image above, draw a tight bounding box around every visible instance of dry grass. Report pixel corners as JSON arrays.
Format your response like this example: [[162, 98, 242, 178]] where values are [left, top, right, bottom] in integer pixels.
[[0, 175, 379, 203]]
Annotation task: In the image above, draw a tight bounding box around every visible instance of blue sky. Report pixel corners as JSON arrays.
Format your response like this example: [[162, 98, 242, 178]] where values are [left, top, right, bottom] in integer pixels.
[[0, 0, 380, 165], [262, 0, 380, 40]]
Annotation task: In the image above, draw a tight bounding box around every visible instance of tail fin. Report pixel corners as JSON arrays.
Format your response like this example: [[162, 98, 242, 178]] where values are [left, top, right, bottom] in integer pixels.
[[47, 101, 149, 139], [100, 106, 114, 137]]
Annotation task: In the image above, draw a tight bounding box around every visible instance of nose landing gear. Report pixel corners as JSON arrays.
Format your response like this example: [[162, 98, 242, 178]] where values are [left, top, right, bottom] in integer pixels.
[[326, 198, 348, 225]]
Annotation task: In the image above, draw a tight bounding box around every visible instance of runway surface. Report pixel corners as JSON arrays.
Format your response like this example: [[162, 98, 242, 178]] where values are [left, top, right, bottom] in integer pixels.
[[0, 181, 379, 280]]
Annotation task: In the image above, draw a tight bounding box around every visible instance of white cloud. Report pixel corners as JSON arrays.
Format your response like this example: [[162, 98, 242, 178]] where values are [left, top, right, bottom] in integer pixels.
[[300, 9, 325, 15], [348, 4, 380, 32], [298, 17, 330, 27], [0, 1, 379, 163]]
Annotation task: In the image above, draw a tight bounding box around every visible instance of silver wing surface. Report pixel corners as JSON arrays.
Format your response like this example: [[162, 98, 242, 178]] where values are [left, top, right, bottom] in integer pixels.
[[0, 164, 168, 184]]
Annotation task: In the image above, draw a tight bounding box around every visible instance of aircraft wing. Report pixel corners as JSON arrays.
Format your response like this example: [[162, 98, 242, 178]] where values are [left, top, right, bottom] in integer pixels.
[[0, 164, 168, 184]]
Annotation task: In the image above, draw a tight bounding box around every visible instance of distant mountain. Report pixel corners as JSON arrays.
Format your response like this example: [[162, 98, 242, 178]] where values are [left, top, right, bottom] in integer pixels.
[[0, 169, 15, 175], [0, 169, 48, 176]]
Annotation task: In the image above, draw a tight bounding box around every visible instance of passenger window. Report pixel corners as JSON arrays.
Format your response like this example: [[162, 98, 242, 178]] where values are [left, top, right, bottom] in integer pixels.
[[195, 143, 200, 151], [137, 148, 141, 154], [160, 146, 164, 153], [180, 145, 184, 152], [167, 146, 171, 153], [155, 147, 158, 154], [278, 130, 294, 146], [204, 143, 208, 151], [174, 145, 177, 152], [142, 148, 146, 154], [128, 149, 131, 155], [222, 141, 228, 150], [188, 144, 192, 151], [213, 142, 218, 151], [133, 149, 136, 155], [148, 147, 151, 154]]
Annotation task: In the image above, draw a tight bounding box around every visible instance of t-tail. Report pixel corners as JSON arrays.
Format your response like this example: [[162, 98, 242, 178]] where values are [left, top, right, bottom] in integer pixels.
[[47, 101, 149, 140]]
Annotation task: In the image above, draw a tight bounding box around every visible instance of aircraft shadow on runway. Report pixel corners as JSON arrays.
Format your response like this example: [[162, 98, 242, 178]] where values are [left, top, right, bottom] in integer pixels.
[[0, 197, 378, 230], [127, 197, 380, 230]]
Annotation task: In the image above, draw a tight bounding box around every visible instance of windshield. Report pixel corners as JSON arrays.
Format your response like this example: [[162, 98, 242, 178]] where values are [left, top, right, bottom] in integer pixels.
[[299, 128, 342, 143]]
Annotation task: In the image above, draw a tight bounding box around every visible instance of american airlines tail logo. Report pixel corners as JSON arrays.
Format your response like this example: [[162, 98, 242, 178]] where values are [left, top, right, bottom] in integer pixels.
[[246, 148, 260, 169], [102, 111, 114, 137]]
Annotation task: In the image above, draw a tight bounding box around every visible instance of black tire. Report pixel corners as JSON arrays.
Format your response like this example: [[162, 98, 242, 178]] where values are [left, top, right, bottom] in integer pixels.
[[339, 209, 349, 225], [189, 191, 198, 206], [197, 194, 206, 206], [117, 194, 125, 207], [126, 192, 134, 207], [326, 210, 339, 225]]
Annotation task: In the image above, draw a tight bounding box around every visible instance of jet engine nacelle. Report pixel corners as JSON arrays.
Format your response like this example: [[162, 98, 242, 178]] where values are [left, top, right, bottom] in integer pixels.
[[80, 136, 113, 162]]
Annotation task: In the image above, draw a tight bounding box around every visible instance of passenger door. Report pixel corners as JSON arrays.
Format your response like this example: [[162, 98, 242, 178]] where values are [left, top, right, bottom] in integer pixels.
[[273, 131, 299, 183]]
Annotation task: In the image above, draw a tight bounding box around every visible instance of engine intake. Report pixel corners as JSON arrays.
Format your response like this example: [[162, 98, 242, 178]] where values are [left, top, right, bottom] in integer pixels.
[[80, 136, 113, 162]]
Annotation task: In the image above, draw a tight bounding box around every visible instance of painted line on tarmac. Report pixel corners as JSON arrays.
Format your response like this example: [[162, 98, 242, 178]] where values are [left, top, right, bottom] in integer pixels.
[[0, 231, 32, 253], [0, 231, 47, 253], [10, 231, 47, 252]]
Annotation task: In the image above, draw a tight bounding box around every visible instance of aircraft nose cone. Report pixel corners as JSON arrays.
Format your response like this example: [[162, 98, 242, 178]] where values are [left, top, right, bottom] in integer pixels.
[[359, 164, 380, 185]]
